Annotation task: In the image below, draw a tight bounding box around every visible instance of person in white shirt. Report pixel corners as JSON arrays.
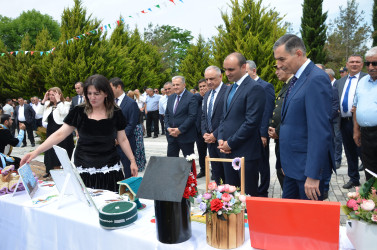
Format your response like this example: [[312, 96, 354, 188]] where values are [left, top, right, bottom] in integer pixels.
[[158, 82, 172, 135]]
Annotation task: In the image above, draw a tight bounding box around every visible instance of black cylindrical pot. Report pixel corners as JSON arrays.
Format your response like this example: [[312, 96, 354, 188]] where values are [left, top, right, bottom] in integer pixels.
[[154, 198, 192, 244]]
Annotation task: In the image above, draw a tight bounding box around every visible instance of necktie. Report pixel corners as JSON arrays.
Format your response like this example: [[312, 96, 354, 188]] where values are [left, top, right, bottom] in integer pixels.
[[342, 76, 356, 113], [79, 95, 82, 104], [284, 76, 298, 100], [173, 95, 180, 114], [115, 98, 119, 105], [207, 90, 216, 131], [227, 83, 238, 109]]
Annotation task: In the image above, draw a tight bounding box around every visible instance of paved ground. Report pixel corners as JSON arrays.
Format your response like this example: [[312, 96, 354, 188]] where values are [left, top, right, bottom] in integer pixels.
[[12, 129, 365, 225]]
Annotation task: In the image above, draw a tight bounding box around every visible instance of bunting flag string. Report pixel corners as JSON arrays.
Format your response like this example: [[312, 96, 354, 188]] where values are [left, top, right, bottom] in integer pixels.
[[0, 0, 183, 57]]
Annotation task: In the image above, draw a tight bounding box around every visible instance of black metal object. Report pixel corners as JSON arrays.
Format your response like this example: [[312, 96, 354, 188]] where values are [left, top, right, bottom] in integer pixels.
[[154, 198, 192, 244]]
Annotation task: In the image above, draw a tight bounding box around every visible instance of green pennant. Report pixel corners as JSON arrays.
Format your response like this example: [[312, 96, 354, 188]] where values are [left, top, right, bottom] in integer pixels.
[[155, 5, 160, 8], [1, 53, 4, 56]]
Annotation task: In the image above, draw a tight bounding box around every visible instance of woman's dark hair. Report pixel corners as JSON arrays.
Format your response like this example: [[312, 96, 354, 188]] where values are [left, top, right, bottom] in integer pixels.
[[83, 74, 115, 118]]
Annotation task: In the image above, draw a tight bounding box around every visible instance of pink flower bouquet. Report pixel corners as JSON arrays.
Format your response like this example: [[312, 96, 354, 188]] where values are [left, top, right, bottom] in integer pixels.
[[342, 177, 377, 224]]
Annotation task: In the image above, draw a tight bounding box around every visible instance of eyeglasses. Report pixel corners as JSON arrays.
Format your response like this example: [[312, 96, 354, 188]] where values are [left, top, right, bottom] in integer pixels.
[[365, 61, 377, 67], [154, 91, 159, 93]]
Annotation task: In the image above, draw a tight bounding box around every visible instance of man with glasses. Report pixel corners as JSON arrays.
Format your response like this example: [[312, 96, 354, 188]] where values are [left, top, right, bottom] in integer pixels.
[[352, 47, 377, 181], [339, 67, 348, 78], [335, 55, 367, 189], [159, 82, 173, 135]]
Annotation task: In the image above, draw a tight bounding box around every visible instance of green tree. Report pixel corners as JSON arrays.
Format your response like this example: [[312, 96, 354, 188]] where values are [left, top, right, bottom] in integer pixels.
[[325, 0, 371, 65], [179, 34, 211, 89], [300, 0, 327, 63], [0, 10, 60, 51], [144, 24, 193, 75], [212, 0, 287, 90], [373, 0, 377, 46]]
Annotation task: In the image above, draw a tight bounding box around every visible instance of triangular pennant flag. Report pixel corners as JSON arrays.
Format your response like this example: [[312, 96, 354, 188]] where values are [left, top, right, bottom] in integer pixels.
[[1, 53, 5, 56], [46, 51, 50, 55], [117, 20, 120, 26], [141, 10, 147, 14], [10, 52, 14, 55], [40, 52, 43, 56], [31, 51, 34, 55], [169, 0, 176, 4], [179, 0, 184, 2], [121, 18, 125, 22], [25, 51, 28, 55], [15, 51, 19, 55], [86, 32, 90, 35], [155, 4, 160, 8], [108, 24, 111, 29], [129, 15, 133, 18], [66, 40, 69, 44], [104, 25, 107, 30], [148, 8, 152, 11]]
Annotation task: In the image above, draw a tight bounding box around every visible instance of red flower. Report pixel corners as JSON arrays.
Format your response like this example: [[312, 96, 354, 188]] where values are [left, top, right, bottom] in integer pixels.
[[210, 198, 223, 212]]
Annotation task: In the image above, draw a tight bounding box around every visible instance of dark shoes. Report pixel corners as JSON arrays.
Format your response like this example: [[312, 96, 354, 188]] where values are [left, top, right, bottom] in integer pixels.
[[335, 162, 341, 169], [144, 135, 151, 138], [153, 135, 158, 138], [358, 163, 365, 171], [21, 144, 27, 147], [31, 143, 35, 147], [196, 172, 205, 178], [342, 181, 360, 189], [43, 173, 51, 178]]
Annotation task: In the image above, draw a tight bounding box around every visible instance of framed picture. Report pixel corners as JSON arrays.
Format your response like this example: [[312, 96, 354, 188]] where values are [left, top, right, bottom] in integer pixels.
[[18, 163, 38, 199]]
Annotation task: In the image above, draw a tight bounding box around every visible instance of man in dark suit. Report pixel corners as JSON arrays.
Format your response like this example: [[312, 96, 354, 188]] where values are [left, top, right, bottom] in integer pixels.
[[274, 34, 334, 201], [195, 79, 209, 178], [334, 55, 367, 189], [165, 76, 198, 157], [14, 97, 35, 147], [218, 52, 265, 196], [201, 66, 228, 185], [268, 65, 293, 189], [110, 77, 140, 178], [70, 82, 85, 110], [246, 60, 275, 197]]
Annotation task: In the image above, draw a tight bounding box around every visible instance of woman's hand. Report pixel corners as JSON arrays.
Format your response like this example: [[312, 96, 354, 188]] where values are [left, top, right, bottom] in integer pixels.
[[54, 91, 61, 103], [42, 91, 49, 103], [130, 161, 138, 177], [20, 151, 39, 166]]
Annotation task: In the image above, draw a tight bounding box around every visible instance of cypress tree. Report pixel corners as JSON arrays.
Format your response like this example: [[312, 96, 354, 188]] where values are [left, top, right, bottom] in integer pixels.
[[300, 0, 327, 63], [212, 0, 287, 91], [179, 34, 211, 89]]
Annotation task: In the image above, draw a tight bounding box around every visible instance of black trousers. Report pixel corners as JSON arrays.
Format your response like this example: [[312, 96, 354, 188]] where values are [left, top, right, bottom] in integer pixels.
[[207, 142, 225, 185], [274, 139, 285, 189], [159, 114, 165, 134], [18, 121, 35, 145], [360, 126, 377, 180], [146, 110, 159, 136], [196, 132, 207, 172], [167, 140, 194, 158], [257, 139, 270, 197]]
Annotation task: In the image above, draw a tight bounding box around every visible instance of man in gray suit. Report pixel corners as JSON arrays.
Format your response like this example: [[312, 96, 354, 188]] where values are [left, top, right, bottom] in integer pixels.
[[334, 55, 367, 189]]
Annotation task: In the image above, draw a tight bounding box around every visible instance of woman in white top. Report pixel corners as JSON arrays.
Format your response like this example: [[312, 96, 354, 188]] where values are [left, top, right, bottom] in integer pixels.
[[38, 87, 74, 178]]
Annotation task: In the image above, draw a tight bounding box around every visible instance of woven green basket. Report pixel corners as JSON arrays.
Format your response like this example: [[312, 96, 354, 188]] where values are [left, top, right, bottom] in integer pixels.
[[99, 201, 137, 229]]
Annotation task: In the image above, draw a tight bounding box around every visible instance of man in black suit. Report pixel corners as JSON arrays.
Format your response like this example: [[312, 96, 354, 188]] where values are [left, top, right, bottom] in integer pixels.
[[246, 60, 275, 197], [110, 77, 140, 178], [165, 76, 198, 157], [70, 82, 85, 110], [334, 55, 367, 189], [14, 97, 35, 147], [195, 79, 209, 178], [201, 66, 228, 184], [218, 53, 266, 196]]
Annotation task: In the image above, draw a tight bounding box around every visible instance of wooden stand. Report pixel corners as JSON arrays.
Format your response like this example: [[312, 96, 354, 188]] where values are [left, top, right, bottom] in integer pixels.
[[204, 156, 245, 249]]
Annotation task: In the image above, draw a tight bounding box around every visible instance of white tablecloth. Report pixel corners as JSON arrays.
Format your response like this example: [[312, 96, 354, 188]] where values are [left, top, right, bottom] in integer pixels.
[[0, 188, 355, 250]]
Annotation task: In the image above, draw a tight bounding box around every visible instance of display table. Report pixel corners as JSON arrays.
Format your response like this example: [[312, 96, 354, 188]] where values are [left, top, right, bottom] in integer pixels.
[[0, 188, 354, 250]]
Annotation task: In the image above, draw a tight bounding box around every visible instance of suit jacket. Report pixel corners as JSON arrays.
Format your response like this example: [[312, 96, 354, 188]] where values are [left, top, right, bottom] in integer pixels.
[[165, 89, 198, 143], [14, 103, 35, 125], [280, 61, 335, 181], [218, 76, 265, 161], [70, 95, 83, 110], [118, 95, 140, 151], [256, 78, 275, 137], [201, 83, 229, 140], [270, 82, 289, 136], [194, 93, 203, 134], [334, 72, 367, 105]]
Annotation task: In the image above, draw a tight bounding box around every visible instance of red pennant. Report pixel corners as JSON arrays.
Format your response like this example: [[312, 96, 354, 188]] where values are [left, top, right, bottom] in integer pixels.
[[117, 20, 120, 26], [100, 27, 103, 31], [169, 0, 176, 4], [141, 10, 147, 14], [10, 52, 14, 55], [31, 51, 34, 55]]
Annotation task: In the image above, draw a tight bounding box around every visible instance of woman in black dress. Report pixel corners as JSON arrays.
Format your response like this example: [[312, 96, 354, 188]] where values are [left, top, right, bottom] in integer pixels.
[[21, 75, 138, 191], [38, 87, 74, 178]]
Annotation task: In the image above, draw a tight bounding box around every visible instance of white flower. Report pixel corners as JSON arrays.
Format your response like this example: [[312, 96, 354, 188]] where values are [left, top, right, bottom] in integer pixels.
[[185, 154, 197, 161], [347, 192, 357, 199], [217, 211, 222, 215], [360, 200, 376, 211]]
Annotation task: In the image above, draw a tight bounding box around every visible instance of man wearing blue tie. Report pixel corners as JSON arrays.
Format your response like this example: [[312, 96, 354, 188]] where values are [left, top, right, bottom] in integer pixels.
[[334, 55, 367, 189], [274, 34, 334, 201], [70, 82, 85, 110], [218, 53, 265, 196], [165, 76, 198, 157]]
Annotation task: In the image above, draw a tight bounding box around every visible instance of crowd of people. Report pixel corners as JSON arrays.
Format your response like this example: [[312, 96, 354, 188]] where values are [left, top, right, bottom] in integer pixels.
[[1, 34, 376, 201]]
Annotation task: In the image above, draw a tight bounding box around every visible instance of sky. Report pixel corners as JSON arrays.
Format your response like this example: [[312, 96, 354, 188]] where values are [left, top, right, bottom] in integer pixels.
[[0, 0, 374, 41]]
